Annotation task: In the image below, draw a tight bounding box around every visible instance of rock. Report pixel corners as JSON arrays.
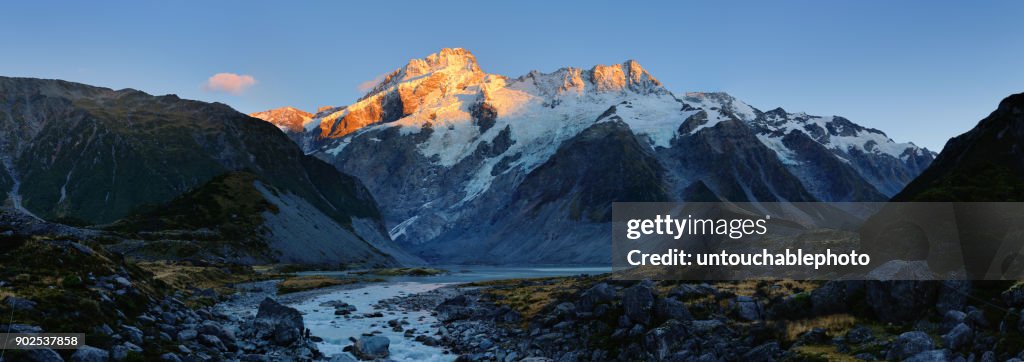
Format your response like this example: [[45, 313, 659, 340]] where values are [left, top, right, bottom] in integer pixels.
[[887, 331, 935, 360], [942, 323, 973, 351], [810, 281, 848, 315], [742, 342, 781, 362], [937, 280, 970, 314], [554, 302, 576, 318], [353, 336, 390, 360], [114, 276, 132, 288], [136, 315, 156, 324], [796, 328, 829, 346], [578, 283, 616, 311], [980, 351, 996, 362], [943, 310, 967, 331], [4, 296, 37, 311], [159, 353, 182, 362], [622, 282, 656, 325], [642, 319, 689, 360], [199, 334, 227, 351], [965, 308, 989, 328], [111, 343, 142, 361], [866, 279, 939, 322], [654, 297, 692, 321], [71, 345, 109, 362], [22, 348, 64, 362], [1003, 284, 1024, 308], [121, 326, 144, 345], [734, 296, 763, 321], [198, 320, 237, 349], [845, 325, 874, 344], [437, 295, 472, 322], [667, 283, 716, 300], [767, 292, 813, 320], [177, 328, 197, 341], [253, 297, 304, 346], [905, 349, 951, 362], [329, 354, 358, 362]]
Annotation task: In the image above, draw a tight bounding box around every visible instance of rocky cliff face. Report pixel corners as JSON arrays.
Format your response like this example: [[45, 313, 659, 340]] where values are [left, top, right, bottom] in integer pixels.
[[0, 76, 416, 265], [254, 48, 934, 264]]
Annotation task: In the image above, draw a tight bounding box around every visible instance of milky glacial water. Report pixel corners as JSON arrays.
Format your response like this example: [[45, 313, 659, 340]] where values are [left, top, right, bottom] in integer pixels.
[[290, 266, 609, 361]]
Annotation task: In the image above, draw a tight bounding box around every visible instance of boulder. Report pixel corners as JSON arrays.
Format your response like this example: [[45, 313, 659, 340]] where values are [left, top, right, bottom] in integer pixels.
[[845, 325, 874, 344], [352, 336, 390, 360], [253, 297, 304, 346], [111, 342, 142, 361], [655, 297, 692, 321], [437, 295, 472, 322], [866, 279, 939, 322], [622, 283, 656, 325], [121, 326, 144, 345], [796, 328, 829, 346], [642, 319, 689, 360], [177, 328, 197, 341], [578, 283, 616, 312], [942, 323, 973, 351], [810, 281, 848, 315], [886, 331, 935, 360], [70, 346, 109, 362], [198, 334, 227, 351], [667, 283, 717, 300], [1003, 283, 1024, 308], [734, 296, 763, 321], [198, 320, 237, 349], [22, 348, 64, 362]]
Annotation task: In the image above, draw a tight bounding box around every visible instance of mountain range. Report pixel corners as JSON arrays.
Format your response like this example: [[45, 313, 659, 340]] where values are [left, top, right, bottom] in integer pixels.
[[251, 48, 935, 264]]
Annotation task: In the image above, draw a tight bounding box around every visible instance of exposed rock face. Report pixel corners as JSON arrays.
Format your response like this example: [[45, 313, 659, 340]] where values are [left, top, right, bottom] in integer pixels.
[[266, 48, 933, 264], [253, 297, 304, 346]]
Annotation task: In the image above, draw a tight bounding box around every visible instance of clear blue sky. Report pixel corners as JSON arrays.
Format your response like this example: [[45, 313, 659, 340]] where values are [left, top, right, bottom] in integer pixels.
[[3, 0, 1022, 151]]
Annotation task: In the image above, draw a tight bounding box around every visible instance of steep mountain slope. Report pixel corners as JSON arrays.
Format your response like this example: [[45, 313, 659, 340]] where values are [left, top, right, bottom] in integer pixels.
[[0, 76, 417, 265], [872, 93, 1024, 280], [256, 48, 933, 263], [894, 92, 1024, 201]]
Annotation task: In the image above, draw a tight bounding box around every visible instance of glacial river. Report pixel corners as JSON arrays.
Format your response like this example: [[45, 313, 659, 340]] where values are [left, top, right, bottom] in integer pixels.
[[220, 266, 609, 361]]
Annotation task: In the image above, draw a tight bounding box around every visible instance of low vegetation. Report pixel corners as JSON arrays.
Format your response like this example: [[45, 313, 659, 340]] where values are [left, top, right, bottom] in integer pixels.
[[275, 275, 363, 295]]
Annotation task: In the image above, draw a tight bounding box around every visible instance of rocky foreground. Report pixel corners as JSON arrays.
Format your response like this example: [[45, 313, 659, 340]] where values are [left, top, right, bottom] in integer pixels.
[[380, 275, 1024, 362], [0, 211, 328, 361]]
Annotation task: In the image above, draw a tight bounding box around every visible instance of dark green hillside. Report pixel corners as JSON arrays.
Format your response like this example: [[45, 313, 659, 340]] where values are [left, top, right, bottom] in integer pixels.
[[894, 93, 1024, 201], [0, 77, 382, 230]]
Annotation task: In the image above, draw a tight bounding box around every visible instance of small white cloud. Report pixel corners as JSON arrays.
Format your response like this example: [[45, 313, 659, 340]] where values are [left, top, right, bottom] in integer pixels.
[[204, 73, 257, 95], [357, 72, 388, 92]]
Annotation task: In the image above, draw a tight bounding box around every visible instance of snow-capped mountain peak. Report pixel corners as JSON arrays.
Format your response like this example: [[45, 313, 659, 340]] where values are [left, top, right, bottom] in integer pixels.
[[248, 106, 313, 133], [252, 49, 936, 262]]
